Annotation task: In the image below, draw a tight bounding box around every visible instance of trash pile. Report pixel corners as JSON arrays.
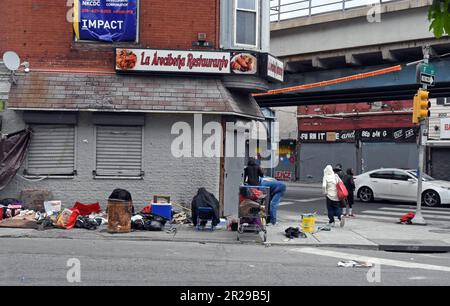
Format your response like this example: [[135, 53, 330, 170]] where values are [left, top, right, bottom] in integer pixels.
[[0, 189, 198, 233]]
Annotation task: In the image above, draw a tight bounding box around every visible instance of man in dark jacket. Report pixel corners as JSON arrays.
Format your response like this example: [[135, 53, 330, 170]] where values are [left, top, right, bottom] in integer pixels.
[[244, 157, 264, 186], [343, 168, 356, 217], [333, 164, 345, 180]]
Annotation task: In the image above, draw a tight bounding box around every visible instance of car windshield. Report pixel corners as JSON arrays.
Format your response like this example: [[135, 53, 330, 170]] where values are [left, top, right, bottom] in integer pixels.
[[408, 171, 435, 181]]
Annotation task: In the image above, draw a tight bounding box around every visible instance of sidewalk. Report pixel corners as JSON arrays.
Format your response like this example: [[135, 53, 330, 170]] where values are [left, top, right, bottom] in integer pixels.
[[1, 215, 450, 251], [269, 212, 450, 252]]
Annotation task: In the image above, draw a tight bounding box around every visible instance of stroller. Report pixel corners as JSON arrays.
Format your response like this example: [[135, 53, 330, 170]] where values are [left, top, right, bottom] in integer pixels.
[[237, 185, 270, 243]]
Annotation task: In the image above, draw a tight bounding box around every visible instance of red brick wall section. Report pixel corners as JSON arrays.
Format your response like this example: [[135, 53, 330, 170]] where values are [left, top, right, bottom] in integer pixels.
[[0, 0, 219, 70], [297, 101, 415, 132]]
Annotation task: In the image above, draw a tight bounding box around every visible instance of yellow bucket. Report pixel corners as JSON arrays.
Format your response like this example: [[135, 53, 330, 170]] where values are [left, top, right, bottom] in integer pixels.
[[301, 214, 316, 233]]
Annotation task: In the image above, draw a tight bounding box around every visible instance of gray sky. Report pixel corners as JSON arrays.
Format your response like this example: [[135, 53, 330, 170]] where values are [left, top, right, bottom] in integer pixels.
[[270, 0, 396, 21]]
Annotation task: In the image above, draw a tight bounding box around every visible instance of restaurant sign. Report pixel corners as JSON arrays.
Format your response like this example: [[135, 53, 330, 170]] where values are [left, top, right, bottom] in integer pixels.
[[261, 54, 284, 82], [115, 48, 284, 80], [116, 48, 231, 74]]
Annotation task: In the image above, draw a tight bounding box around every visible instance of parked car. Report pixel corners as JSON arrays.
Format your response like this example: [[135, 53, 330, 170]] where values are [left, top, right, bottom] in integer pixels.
[[354, 168, 450, 207]]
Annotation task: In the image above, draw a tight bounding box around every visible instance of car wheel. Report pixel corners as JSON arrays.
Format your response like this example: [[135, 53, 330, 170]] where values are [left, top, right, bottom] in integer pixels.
[[358, 187, 374, 203], [422, 190, 441, 207]]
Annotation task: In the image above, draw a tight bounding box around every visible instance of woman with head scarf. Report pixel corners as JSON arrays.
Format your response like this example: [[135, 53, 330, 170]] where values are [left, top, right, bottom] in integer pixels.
[[323, 165, 345, 227]]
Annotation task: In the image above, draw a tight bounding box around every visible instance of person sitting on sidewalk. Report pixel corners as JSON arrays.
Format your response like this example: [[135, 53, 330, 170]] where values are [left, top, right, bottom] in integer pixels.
[[323, 165, 345, 227]]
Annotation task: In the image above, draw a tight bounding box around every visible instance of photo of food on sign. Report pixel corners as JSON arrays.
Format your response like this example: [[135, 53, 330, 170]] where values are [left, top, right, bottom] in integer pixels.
[[230, 53, 257, 74], [116, 49, 137, 70]]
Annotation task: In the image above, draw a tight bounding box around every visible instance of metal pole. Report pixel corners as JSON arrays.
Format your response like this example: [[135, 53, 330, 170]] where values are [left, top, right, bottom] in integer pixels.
[[411, 46, 429, 225], [278, 0, 281, 22], [309, 0, 312, 16]]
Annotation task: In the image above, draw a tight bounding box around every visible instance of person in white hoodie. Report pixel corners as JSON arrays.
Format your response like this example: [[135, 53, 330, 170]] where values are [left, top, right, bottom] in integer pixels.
[[322, 165, 345, 227]]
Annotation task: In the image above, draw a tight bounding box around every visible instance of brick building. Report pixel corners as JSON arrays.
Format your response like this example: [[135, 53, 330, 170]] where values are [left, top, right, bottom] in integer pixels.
[[0, 0, 279, 216], [296, 101, 419, 182]]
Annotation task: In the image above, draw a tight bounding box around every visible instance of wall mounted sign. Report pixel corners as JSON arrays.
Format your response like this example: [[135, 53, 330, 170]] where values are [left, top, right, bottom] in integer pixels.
[[115, 48, 231, 74], [74, 0, 137, 42], [265, 54, 284, 82], [299, 128, 417, 143], [440, 118, 450, 139]]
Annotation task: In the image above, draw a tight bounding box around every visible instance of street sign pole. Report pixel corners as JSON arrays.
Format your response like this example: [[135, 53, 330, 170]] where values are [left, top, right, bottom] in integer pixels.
[[411, 46, 430, 225]]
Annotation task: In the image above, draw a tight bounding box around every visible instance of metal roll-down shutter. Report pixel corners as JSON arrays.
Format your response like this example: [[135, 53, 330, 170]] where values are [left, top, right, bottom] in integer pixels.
[[27, 125, 75, 175], [96, 126, 143, 177]]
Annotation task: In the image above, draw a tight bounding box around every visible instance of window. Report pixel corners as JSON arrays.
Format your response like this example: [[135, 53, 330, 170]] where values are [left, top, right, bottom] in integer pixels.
[[95, 126, 143, 177], [391, 171, 411, 181], [235, 0, 259, 47], [369, 171, 393, 180], [445, 98, 450, 106], [26, 125, 76, 176]]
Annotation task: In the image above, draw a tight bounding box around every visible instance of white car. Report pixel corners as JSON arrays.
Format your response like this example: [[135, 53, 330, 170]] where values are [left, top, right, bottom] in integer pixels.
[[354, 168, 450, 207]]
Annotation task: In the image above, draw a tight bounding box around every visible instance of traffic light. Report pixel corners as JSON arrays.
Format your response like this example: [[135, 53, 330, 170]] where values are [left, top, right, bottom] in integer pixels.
[[412, 89, 430, 124]]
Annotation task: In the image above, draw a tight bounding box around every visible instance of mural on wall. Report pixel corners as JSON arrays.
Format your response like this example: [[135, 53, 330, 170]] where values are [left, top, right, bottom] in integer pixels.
[[275, 140, 296, 181]]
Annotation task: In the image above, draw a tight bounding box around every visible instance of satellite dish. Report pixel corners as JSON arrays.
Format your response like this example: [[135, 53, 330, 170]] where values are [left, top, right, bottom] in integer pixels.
[[3, 51, 21, 71]]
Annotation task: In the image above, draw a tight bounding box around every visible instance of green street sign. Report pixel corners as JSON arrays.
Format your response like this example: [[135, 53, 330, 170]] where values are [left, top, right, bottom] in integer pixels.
[[420, 63, 436, 76]]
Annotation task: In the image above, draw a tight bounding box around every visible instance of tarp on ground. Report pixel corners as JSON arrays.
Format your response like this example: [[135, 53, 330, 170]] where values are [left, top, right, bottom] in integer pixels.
[[0, 129, 32, 190]]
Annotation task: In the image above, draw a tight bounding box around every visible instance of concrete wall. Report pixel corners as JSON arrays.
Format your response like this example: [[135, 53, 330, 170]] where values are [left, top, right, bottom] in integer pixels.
[[0, 111, 221, 210], [271, 5, 433, 58], [273, 106, 298, 139]]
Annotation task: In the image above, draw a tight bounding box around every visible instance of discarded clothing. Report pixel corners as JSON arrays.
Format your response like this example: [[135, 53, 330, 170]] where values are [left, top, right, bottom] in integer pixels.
[[191, 188, 220, 227], [72, 202, 101, 216], [75, 216, 100, 230], [285, 227, 307, 239], [131, 213, 167, 231]]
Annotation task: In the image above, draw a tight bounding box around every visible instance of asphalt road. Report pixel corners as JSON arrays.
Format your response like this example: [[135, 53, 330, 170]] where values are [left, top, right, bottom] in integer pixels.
[[1, 237, 450, 286], [280, 185, 450, 226]]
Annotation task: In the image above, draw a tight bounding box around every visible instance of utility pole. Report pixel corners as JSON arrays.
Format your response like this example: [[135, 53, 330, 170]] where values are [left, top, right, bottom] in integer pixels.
[[411, 46, 431, 226]]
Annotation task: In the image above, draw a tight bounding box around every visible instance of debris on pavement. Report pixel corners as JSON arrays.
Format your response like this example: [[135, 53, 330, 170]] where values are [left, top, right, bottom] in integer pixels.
[[285, 227, 307, 239], [337, 260, 374, 268]]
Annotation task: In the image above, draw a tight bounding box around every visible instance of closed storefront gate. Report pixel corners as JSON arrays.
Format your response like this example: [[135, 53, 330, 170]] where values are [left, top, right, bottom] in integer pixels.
[[361, 142, 418, 173], [430, 147, 450, 181], [299, 143, 357, 182]]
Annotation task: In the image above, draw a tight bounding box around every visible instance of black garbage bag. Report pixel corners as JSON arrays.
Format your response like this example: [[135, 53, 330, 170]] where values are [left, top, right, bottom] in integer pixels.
[[75, 216, 98, 230], [131, 213, 166, 231], [191, 188, 220, 227], [109, 189, 132, 201]]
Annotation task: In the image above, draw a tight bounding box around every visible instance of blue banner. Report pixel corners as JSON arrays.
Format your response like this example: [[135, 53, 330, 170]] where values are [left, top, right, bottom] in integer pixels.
[[74, 0, 137, 42]]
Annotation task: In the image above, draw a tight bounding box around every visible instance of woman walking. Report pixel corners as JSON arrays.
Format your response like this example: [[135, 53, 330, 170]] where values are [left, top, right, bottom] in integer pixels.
[[322, 165, 345, 227], [343, 168, 356, 217]]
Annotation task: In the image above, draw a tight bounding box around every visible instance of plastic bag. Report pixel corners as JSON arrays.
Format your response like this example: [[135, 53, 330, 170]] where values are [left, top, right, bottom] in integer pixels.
[[56, 208, 79, 230], [336, 175, 349, 200]]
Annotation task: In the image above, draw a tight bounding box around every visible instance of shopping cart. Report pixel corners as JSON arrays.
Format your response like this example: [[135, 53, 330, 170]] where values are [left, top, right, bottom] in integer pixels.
[[237, 185, 270, 243]]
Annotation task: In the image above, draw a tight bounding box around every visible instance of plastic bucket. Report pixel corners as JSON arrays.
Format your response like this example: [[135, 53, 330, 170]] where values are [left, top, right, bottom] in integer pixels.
[[301, 214, 316, 233]]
